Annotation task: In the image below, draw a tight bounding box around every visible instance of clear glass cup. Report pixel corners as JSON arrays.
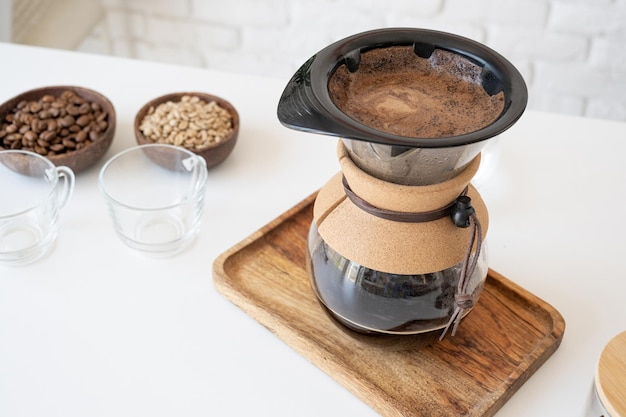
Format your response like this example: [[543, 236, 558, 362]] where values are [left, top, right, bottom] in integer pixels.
[[0, 150, 75, 265], [99, 144, 208, 257]]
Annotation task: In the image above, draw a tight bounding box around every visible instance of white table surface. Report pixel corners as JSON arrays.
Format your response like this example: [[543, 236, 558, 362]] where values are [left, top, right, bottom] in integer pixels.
[[1, 42, 625, 417]]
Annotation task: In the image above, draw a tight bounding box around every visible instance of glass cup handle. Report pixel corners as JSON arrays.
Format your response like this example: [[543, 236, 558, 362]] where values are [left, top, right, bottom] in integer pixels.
[[54, 166, 76, 208], [183, 155, 208, 194]]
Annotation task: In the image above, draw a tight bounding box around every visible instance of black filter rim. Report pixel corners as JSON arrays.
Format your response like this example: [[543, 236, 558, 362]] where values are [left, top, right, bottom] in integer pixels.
[[277, 28, 528, 148]]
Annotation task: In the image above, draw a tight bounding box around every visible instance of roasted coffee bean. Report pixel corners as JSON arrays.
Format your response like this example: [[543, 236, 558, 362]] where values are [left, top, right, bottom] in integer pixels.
[[75, 130, 87, 142], [0, 90, 109, 157], [59, 115, 74, 127], [78, 103, 90, 114], [76, 114, 91, 127], [24, 131, 37, 142], [29, 101, 41, 113], [6, 133, 20, 142], [67, 105, 80, 116], [62, 138, 76, 149], [40, 130, 56, 142]]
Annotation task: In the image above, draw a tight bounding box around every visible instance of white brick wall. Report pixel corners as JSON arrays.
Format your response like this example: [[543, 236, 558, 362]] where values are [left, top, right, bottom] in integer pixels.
[[69, 0, 626, 122]]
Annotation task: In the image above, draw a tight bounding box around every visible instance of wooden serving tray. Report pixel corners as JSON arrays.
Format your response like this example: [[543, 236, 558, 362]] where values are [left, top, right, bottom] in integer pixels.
[[213, 193, 565, 417]]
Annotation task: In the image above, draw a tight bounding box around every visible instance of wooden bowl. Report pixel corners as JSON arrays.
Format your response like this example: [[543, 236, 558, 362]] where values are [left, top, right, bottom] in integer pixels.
[[0, 85, 116, 173], [134, 92, 239, 169]]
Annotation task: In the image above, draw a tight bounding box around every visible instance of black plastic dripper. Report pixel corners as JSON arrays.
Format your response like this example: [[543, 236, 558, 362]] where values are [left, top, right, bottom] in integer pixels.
[[277, 28, 528, 150]]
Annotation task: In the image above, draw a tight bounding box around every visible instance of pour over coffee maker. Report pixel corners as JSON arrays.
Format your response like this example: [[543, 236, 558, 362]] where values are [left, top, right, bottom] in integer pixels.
[[277, 28, 527, 338]]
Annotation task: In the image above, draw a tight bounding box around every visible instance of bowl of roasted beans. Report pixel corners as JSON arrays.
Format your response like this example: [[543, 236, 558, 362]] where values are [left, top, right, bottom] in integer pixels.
[[134, 92, 239, 169], [0, 86, 116, 173]]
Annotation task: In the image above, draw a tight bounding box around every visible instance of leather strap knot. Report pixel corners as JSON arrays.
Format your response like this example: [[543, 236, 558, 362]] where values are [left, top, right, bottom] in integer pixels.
[[455, 293, 474, 310]]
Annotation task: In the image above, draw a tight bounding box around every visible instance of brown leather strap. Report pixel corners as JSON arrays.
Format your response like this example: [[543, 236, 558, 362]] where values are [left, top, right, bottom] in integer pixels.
[[440, 212, 483, 339], [342, 176, 468, 223]]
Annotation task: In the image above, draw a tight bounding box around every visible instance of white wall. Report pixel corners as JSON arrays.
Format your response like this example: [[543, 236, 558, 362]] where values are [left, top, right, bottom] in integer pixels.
[[0, 0, 12, 42], [12, 0, 626, 122]]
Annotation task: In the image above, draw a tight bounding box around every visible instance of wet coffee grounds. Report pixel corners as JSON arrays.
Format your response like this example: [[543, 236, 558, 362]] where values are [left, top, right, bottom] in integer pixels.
[[328, 46, 505, 138]]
